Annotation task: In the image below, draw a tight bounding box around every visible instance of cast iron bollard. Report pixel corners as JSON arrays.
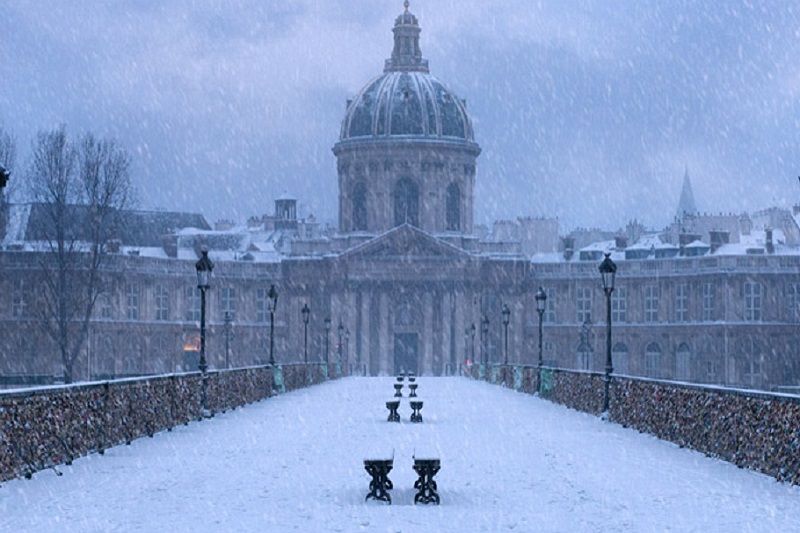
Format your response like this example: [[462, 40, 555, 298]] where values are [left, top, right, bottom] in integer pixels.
[[408, 383, 418, 397], [393, 383, 403, 397]]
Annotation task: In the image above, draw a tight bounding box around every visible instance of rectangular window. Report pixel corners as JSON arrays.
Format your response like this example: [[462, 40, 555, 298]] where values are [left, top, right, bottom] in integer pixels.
[[220, 287, 236, 319], [256, 288, 268, 323], [675, 284, 688, 322], [576, 287, 592, 323], [645, 285, 659, 322], [703, 283, 715, 322], [706, 361, 717, 381], [744, 282, 762, 322], [125, 283, 139, 320], [100, 294, 113, 319], [186, 287, 201, 322], [611, 286, 626, 323], [155, 285, 169, 321], [544, 287, 556, 324], [11, 279, 28, 318], [787, 283, 800, 323]]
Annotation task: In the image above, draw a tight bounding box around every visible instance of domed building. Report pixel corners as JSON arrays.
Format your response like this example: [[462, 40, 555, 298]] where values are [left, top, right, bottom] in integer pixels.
[[333, 2, 481, 236]]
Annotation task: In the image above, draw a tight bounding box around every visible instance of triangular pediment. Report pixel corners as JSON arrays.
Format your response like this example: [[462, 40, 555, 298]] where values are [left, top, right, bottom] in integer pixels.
[[340, 224, 471, 261]]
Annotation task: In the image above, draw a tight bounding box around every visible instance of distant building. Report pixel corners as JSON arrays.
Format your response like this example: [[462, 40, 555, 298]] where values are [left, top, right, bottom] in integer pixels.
[[0, 4, 798, 391]]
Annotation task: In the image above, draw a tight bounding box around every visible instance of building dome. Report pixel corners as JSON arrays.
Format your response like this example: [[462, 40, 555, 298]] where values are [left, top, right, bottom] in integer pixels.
[[337, 1, 475, 144], [333, 2, 480, 237], [340, 72, 475, 142]]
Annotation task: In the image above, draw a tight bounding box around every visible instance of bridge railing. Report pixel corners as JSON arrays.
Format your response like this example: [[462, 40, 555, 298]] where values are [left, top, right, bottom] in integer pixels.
[[0, 362, 343, 483], [465, 363, 800, 485]]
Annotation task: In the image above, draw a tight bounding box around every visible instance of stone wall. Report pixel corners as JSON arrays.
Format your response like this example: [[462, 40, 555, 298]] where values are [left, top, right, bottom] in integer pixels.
[[0, 363, 341, 483], [467, 363, 800, 485]]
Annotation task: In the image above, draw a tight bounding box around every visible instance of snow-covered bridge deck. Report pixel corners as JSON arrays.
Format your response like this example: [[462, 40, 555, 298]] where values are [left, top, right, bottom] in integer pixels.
[[2, 377, 798, 532]]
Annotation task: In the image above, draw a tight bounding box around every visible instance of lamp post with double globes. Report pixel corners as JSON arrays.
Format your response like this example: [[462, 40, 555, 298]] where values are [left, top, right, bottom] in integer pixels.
[[301, 303, 310, 364], [535, 287, 547, 394], [599, 253, 617, 414], [195, 249, 213, 414]]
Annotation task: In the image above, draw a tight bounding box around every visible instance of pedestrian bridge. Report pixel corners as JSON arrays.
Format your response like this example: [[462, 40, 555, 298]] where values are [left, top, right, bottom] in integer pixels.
[[2, 377, 797, 532]]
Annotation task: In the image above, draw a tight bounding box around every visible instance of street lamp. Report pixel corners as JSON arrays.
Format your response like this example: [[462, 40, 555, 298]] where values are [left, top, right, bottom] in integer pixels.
[[599, 252, 617, 413], [0, 164, 9, 190], [267, 284, 278, 366], [481, 315, 489, 365], [195, 248, 213, 413], [469, 323, 476, 366], [224, 311, 232, 370], [301, 302, 310, 364], [535, 287, 547, 393], [337, 321, 344, 366], [502, 304, 511, 366], [344, 328, 350, 368], [324, 316, 331, 364]]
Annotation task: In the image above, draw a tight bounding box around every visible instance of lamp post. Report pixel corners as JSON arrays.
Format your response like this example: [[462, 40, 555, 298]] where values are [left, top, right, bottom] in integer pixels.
[[337, 322, 344, 364], [469, 323, 476, 366], [195, 249, 213, 414], [481, 314, 489, 365], [301, 302, 310, 364], [535, 287, 547, 394], [502, 304, 510, 366], [599, 252, 617, 413], [324, 316, 331, 364], [345, 328, 350, 368], [268, 284, 278, 366], [224, 311, 232, 370], [0, 164, 9, 190]]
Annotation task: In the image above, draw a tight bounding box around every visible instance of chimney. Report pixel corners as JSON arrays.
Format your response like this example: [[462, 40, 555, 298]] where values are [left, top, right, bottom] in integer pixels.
[[563, 236, 575, 261], [709, 230, 729, 254], [615, 235, 628, 250], [766, 228, 774, 254]]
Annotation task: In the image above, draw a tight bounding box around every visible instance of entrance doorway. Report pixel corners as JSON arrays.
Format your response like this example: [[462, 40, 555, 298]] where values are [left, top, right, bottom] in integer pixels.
[[393, 333, 418, 375]]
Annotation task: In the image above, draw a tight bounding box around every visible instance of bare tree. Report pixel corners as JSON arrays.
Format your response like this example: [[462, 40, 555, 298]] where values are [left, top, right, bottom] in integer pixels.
[[27, 125, 134, 383]]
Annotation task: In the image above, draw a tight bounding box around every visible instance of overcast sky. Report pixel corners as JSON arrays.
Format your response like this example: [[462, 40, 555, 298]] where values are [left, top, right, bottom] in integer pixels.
[[2, 1, 798, 232]]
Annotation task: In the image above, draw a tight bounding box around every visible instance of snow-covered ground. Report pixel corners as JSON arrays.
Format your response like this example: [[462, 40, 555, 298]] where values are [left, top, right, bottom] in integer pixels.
[[2, 377, 798, 532]]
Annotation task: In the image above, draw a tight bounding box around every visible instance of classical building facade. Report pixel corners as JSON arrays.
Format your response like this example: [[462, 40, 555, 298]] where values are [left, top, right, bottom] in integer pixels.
[[1, 4, 799, 391]]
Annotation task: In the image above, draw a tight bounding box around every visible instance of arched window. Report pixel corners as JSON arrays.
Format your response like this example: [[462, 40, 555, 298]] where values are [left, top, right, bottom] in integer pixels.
[[675, 342, 692, 381], [612, 343, 628, 375], [645, 342, 661, 378], [393, 177, 419, 227], [352, 182, 367, 231], [576, 341, 593, 371], [446, 182, 460, 231]]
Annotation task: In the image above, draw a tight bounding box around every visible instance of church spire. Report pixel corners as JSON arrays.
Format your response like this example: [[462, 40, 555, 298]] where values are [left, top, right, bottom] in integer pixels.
[[676, 166, 698, 220], [384, 1, 429, 73]]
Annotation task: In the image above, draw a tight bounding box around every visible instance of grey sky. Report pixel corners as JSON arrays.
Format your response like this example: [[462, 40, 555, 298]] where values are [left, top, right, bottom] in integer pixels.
[[2, 1, 798, 231]]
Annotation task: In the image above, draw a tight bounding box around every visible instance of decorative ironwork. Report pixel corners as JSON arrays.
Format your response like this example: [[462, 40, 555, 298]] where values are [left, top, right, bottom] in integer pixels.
[[413, 458, 440, 504], [364, 458, 394, 504]]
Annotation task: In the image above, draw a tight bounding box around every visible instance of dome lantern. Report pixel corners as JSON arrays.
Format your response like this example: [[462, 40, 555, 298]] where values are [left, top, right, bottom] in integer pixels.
[[385, 1, 429, 73]]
